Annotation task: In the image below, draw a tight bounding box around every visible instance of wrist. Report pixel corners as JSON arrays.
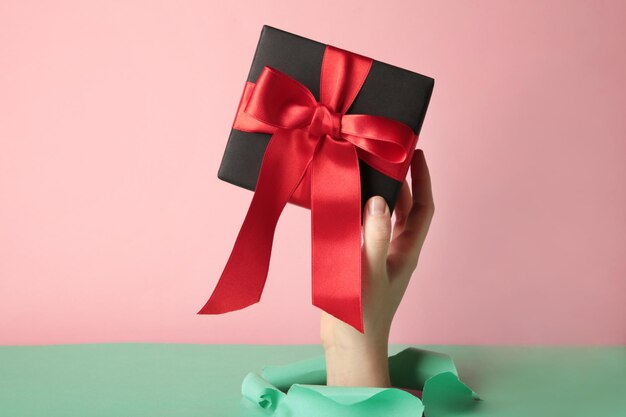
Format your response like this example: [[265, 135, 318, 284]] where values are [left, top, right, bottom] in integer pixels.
[[321, 330, 389, 352], [320, 319, 391, 352], [324, 341, 391, 387], [320, 312, 392, 387], [323, 338, 389, 362]]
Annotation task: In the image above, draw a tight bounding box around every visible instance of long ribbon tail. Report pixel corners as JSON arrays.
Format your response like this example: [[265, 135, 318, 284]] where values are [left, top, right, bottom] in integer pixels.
[[198, 129, 318, 314], [311, 136, 364, 332]]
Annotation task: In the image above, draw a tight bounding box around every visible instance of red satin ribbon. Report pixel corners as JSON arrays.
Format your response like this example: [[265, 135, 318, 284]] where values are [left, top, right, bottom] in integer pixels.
[[197, 45, 417, 332]]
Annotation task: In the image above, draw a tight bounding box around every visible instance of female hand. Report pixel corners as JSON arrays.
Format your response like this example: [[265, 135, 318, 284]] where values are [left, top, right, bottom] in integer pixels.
[[320, 149, 435, 387]]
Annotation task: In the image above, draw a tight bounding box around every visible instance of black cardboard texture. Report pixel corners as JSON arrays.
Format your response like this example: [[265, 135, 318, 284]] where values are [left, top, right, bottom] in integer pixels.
[[218, 25, 434, 214]]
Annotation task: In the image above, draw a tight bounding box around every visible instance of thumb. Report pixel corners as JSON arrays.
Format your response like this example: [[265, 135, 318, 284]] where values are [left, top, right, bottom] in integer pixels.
[[362, 196, 392, 277]]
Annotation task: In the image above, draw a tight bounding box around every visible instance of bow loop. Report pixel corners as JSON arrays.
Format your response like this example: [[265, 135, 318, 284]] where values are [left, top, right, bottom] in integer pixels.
[[341, 114, 414, 164], [245, 66, 318, 129]]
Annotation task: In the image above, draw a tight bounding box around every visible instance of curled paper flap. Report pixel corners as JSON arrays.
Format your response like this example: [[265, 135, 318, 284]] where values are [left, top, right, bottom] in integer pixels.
[[422, 372, 482, 415], [278, 384, 424, 417]]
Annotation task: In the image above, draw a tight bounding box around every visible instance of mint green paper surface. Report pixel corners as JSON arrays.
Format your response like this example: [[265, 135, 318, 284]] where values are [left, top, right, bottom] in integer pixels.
[[1, 344, 625, 416], [242, 347, 479, 417]]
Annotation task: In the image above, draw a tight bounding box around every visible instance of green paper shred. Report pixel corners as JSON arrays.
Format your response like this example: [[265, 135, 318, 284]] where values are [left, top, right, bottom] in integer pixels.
[[241, 347, 480, 417]]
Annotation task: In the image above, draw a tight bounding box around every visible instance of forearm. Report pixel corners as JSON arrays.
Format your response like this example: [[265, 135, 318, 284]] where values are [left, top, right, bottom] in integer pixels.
[[323, 338, 391, 387]]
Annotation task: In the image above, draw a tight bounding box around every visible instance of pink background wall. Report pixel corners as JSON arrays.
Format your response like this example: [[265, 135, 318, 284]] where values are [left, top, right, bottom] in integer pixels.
[[1, 1, 625, 346]]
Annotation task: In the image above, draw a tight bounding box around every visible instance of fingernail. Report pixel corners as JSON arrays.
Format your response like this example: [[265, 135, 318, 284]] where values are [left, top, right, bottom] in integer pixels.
[[369, 196, 387, 216]]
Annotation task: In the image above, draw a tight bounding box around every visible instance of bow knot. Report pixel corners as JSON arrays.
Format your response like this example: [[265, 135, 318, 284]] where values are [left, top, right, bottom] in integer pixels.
[[309, 103, 343, 139]]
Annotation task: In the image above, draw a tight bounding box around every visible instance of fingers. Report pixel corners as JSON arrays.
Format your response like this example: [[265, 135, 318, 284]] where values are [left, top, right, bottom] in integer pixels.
[[402, 149, 434, 260], [362, 150, 433, 282], [387, 149, 434, 276], [391, 147, 431, 241], [410, 149, 434, 209], [392, 180, 412, 240], [362, 196, 392, 279]]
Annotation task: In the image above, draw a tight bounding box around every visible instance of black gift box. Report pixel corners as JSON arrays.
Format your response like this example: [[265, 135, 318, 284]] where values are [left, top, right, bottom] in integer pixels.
[[218, 25, 434, 214]]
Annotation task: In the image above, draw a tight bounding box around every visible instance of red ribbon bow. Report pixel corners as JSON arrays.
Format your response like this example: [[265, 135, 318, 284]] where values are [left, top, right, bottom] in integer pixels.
[[197, 45, 417, 332]]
